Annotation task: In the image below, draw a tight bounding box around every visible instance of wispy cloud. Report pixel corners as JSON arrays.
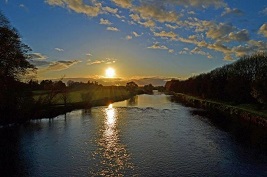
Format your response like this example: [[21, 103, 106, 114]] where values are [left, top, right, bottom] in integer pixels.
[[132, 31, 141, 37], [29, 53, 48, 60], [112, 0, 132, 8], [148, 42, 168, 50], [221, 7, 244, 17], [258, 23, 267, 37], [55, 48, 64, 52], [100, 18, 112, 25], [125, 35, 132, 40], [260, 7, 267, 16], [107, 26, 119, 31], [87, 58, 116, 65], [102, 6, 118, 14], [46, 0, 102, 17], [45, 60, 81, 71]]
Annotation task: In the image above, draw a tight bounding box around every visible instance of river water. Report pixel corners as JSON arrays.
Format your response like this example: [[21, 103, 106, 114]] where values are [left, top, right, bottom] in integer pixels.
[[0, 93, 266, 176]]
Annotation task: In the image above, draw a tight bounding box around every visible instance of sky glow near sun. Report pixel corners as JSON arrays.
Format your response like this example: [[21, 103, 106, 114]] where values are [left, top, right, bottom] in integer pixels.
[[2, 0, 267, 84], [105, 68, 115, 78]]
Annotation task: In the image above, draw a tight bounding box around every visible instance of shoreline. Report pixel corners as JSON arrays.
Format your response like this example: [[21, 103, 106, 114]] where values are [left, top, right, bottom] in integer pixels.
[[31, 95, 131, 120], [171, 92, 267, 129]]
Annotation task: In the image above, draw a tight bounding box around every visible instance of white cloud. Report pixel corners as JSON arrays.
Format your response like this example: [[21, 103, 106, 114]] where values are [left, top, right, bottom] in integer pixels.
[[165, 24, 179, 29], [134, 4, 179, 24], [55, 48, 64, 52], [100, 18, 112, 25], [46, 0, 102, 17], [147, 42, 168, 50], [167, 0, 227, 9], [132, 31, 141, 37], [112, 0, 132, 8], [228, 29, 249, 42], [102, 6, 118, 14], [29, 53, 48, 60], [259, 7, 267, 15], [126, 35, 132, 40], [206, 23, 235, 40], [87, 58, 116, 65], [168, 49, 174, 53], [153, 31, 177, 40], [258, 23, 267, 37], [106, 26, 119, 31], [46, 60, 81, 71], [221, 7, 244, 17]]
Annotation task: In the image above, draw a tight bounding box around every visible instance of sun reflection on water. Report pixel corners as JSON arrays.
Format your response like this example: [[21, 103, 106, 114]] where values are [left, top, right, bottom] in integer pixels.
[[91, 104, 134, 176]]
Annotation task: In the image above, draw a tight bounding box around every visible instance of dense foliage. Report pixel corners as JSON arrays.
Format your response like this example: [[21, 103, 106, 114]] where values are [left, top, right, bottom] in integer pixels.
[[167, 53, 267, 106], [0, 12, 35, 125]]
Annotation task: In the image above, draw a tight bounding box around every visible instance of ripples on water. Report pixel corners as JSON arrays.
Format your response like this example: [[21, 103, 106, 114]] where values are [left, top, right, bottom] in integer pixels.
[[0, 94, 266, 176]]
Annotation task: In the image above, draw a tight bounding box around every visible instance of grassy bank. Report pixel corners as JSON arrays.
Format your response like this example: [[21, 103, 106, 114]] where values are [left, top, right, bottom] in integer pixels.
[[172, 92, 267, 128], [32, 86, 131, 119]]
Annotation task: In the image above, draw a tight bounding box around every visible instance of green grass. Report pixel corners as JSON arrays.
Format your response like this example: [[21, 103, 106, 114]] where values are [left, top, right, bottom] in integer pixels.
[[33, 87, 130, 105], [175, 93, 267, 119]]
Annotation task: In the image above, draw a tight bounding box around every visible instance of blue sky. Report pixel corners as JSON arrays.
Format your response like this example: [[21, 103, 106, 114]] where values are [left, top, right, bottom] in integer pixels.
[[1, 0, 267, 85]]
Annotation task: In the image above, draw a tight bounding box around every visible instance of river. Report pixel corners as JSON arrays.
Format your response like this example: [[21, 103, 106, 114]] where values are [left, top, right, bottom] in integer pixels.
[[0, 93, 266, 176]]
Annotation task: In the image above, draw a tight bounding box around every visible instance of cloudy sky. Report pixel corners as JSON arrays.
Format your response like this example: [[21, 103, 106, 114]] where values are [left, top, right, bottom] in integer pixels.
[[1, 0, 267, 84]]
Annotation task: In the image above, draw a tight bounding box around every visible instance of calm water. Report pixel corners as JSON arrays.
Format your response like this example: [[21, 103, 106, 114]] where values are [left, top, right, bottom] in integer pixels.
[[1, 93, 266, 176]]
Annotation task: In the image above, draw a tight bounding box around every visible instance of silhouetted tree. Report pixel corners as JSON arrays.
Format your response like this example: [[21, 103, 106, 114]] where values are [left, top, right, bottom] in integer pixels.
[[0, 12, 36, 124], [126, 81, 138, 95]]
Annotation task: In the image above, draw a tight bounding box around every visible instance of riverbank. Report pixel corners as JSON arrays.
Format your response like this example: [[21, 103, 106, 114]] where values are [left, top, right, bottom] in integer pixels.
[[172, 92, 267, 129], [31, 94, 131, 120]]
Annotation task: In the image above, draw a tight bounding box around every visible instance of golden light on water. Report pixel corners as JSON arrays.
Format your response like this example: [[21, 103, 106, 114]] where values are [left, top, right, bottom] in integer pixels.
[[105, 67, 115, 78], [91, 103, 134, 176]]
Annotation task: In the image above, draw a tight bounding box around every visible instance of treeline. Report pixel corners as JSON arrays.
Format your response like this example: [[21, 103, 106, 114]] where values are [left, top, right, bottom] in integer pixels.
[[28, 79, 103, 91], [167, 53, 267, 106]]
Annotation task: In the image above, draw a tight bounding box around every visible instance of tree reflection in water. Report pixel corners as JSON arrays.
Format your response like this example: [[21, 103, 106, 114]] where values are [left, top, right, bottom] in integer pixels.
[[91, 104, 134, 176]]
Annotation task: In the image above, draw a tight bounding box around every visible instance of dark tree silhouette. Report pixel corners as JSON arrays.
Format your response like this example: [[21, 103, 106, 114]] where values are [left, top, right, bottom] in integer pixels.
[[126, 81, 138, 95], [0, 12, 36, 125], [166, 53, 267, 107]]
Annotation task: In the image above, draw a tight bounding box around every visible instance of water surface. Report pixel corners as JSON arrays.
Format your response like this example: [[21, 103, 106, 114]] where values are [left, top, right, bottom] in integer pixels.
[[1, 93, 266, 176]]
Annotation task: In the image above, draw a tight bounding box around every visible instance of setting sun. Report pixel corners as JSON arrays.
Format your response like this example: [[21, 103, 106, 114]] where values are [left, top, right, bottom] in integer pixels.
[[105, 68, 115, 78]]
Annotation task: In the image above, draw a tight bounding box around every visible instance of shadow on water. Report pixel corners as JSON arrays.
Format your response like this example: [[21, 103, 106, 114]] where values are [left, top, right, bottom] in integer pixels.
[[126, 96, 138, 106], [0, 126, 29, 177], [190, 109, 267, 158]]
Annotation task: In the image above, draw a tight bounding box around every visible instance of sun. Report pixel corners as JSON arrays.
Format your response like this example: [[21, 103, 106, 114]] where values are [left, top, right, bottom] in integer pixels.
[[105, 67, 115, 78]]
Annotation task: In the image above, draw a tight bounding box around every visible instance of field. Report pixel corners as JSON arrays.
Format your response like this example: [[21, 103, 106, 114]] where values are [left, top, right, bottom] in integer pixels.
[[33, 86, 131, 105]]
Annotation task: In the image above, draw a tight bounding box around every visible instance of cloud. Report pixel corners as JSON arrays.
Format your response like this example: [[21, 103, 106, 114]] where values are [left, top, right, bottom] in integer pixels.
[[87, 58, 116, 65], [258, 23, 267, 37], [153, 31, 177, 40], [106, 26, 119, 31], [46, 60, 81, 71], [100, 18, 112, 25], [221, 7, 244, 17], [206, 23, 235, 40], [167, 0, 227, 8], [148, 42, 168, 50], [112, 0, 132, 8], [130, 13, 141, 21], [46, 0, 102, 17], [30, 60, 51, 67], [168, 49, 174, 53], [139, 19, 156, 28], [190, 47, 212, 58], [55, 47, 64, 52], [126, 35, 132, 40], [132, 31, 141, 37], [134, 4, 179, 24], [259, 7, 267, 15], [86, 53, 92, 56], [228, 29, 249, 42], [165, 24, 179, 29], [102, 6, 118, 14], [29, 53, 48, 60]]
